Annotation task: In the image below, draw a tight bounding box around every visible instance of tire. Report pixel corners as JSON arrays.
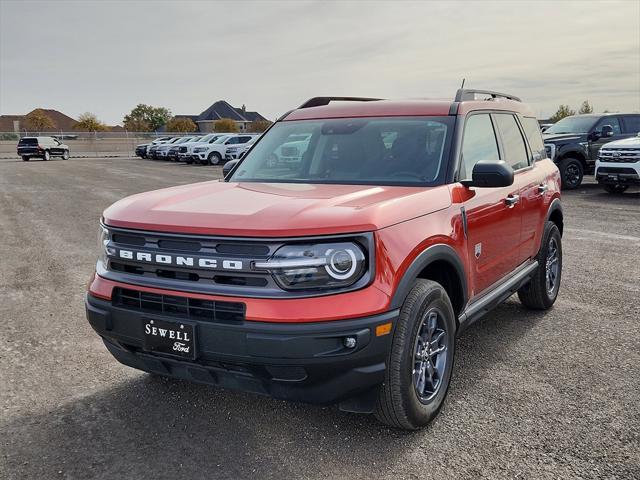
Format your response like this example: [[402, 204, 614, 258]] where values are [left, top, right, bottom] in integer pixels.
[[375, 279, 456, 430], [208, 152, 222, 165], [62, 150, 69, 160], [22, 156, 30, 161], [558, 157, 583, 190], [603, 184, 628, 194], [43, 150, 51, 161], [517, 222, 562, 310]]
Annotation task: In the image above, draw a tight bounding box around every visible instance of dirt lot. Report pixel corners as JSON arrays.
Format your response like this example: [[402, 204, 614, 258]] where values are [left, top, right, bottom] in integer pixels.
[[1, 156, 638, 479]]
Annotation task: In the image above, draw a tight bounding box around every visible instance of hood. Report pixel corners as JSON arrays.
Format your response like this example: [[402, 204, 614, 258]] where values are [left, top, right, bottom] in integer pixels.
[[542, 132, 586, 143], [602, 135, 640, 149], [103, 181, 452, 237]]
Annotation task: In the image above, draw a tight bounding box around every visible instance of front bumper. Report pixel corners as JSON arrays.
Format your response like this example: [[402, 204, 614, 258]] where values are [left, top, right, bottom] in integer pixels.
[[596, 164, 640, 185], [85, 293, 396, 409]]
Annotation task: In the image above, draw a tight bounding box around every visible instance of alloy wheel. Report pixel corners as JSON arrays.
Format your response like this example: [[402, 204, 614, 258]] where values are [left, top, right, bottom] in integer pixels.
[[412, 309, 448, 403], [546, 237, 560, 295]]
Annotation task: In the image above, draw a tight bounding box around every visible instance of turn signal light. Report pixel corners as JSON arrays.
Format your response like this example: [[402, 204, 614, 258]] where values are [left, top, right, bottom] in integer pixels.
[[375, 322, 392, 336]]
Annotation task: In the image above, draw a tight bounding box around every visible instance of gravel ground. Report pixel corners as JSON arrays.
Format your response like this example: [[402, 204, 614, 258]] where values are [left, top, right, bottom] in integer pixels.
[[1, 156, 638, 479]]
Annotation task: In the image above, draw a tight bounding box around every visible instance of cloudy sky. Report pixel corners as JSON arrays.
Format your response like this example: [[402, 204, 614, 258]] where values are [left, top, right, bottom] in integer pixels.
[[1, 0, 638, 125]]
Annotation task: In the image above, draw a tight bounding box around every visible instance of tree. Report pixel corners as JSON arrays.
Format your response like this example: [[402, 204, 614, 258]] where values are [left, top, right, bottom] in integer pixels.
[[549, 105, 576, 123], [25, 109, 56, 131], [578, 100, 594, 114], [74, 112, 108, 132], [123, 104, 171, 132], [165, 117, 197, 132], [214, 118, 239, 132], [247, 120, 272, 133]]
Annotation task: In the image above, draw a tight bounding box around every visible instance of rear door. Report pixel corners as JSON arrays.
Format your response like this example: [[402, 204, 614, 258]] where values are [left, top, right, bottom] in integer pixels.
[[460, 113, 523, 296], [621, 115, 640, 135]]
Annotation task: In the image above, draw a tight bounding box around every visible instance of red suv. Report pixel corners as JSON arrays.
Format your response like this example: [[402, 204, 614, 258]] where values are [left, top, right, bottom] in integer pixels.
[[86, 90, 563, 429]]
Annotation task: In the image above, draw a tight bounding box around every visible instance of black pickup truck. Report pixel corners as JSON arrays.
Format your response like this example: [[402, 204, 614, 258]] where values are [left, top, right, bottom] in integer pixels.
[[543, 113, 640, 189]]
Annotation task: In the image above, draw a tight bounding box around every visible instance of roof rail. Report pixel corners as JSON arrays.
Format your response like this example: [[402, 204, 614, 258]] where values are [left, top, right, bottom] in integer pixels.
[[298, 96, 382, 109], [454, 89, 521, 103]]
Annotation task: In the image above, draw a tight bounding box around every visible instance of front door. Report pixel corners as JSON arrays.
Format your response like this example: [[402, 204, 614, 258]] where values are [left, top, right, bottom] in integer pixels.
[[459, 113, 522, 297], [589, 116, 624, 160]]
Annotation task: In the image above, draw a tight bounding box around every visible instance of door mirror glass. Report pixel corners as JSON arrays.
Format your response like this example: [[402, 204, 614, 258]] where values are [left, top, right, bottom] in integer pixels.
[[462, 160, 514, 188]]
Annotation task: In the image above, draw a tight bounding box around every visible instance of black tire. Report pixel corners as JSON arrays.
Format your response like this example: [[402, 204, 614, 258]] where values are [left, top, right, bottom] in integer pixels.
[[208, 152, 222, 165], [43, 150, 51, 161], [517, 222, 562, 310], [375, 279, 456, 430], [22, 156, 30, 161], [603, 184, 628, 194], [62, 150, 69, 160], [558, 157, 583, 190]]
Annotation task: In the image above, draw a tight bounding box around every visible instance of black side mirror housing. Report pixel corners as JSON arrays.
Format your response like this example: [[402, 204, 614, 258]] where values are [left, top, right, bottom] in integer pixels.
[[461, 160, 514, 188], [223, 159, 239, 179], [601, 125, 614, 138]]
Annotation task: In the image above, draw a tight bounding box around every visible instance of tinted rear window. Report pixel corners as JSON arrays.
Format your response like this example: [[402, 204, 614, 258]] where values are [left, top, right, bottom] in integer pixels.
[[521, 117, 546, 161], [19, 138, 38, 145], [622, 115, 640, 134]]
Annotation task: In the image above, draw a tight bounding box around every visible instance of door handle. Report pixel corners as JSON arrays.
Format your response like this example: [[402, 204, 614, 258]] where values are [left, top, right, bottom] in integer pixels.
[[538, 183, 548, 194], [505, 194, 520, 207]]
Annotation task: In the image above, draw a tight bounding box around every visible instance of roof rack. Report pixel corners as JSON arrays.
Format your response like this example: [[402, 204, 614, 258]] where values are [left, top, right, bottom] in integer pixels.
[[454, 89, 521, 103], [298, 96, 382, 109]]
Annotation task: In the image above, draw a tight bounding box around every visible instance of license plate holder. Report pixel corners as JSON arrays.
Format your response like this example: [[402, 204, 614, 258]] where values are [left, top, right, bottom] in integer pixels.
[[142, 318, 196, 360]]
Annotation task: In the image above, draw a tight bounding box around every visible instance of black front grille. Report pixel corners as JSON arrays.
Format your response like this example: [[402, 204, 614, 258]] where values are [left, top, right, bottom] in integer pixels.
[[114, 288, 245, 323], [597, 166, 637, 174]]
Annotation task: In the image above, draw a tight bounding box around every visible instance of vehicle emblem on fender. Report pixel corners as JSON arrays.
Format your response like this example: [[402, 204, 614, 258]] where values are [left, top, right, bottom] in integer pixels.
[[474, 243, 482, 259]]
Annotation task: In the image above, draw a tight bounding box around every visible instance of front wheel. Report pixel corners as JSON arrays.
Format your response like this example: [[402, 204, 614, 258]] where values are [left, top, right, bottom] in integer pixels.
[[559, 157, 583, 190], [518, 222, 562, 310], [22, 156, 30, 161], [208, 152, 222, 165], [375, 279, 456, 430], [62, 150, 69, 160], [43, 150, 51, 161], [603, 184, 628, 194]]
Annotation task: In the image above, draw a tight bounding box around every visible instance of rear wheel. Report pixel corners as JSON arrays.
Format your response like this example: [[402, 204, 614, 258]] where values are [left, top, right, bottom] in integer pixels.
[[603, 184, 628, 194], [518, 222, 562, 310], [22, 156, 30, 161], [559, 157, 583, 189], [43, 150, 51, 161], [375, 279, 456, 430], [62, 150, 69, 160], [208, 152, 222, 165]]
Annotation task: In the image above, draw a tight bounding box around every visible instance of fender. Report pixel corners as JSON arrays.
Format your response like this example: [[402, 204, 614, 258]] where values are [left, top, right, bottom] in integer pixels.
[[390, 243, 468, 311], [544, 197, 563, 239], [555, 145, 588, 164]]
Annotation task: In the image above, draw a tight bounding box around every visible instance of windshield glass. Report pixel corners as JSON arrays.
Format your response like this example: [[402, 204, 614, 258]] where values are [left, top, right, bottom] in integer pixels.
[[545, 116, 597, 134], [229, 116, 454, 186]]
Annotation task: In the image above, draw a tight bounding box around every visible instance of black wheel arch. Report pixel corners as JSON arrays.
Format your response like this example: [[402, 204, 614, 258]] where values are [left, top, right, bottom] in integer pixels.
[[545, 198, 564, 237], [390, 244, 468, 318], [557, 149, 587, 169]]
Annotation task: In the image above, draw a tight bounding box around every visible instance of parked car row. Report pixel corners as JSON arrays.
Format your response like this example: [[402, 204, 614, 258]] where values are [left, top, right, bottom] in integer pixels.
[[135, 133, 259, 165]]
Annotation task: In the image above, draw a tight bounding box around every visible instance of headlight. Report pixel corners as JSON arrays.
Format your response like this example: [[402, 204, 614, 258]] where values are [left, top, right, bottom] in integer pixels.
[[254, 242, 367, 290], [97, 224, 112, 269], [194, 147, 205, 152], [544, 143, 556, 160], [227, 147, 239, 152]]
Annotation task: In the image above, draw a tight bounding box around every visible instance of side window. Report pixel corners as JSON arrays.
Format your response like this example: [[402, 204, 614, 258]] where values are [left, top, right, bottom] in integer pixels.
[[621, 115, 640, 134], [595, 117, 621, 135], [460, 114, 500, 180], [239, 136, 251, 143], [521, 117, 546, 162], [493, 114, 529, 170]]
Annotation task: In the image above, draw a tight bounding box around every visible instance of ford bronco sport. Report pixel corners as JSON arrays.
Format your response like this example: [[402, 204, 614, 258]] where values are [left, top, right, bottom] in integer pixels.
[[86, 90, 563, 429]]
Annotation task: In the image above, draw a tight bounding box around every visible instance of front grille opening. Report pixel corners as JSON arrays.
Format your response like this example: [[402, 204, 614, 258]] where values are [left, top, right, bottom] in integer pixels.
[[158, 239, 202, 251], [114, 288, 245, 323], [111, 262, 144, 275], [216, 243, 270, 256], [213, 275, 268, 287], [112, 234, 145, 246], [156, 269, 200, 281]]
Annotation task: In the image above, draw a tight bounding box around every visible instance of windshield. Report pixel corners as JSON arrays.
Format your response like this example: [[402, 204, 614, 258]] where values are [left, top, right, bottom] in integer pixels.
[[545, 116, 597, 134], [229, 116, 454, 186]]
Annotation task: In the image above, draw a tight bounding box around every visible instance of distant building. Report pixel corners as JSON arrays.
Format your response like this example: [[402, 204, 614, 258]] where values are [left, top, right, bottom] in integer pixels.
[[178, 100, 269, 132], [0, 108, 122, 133]]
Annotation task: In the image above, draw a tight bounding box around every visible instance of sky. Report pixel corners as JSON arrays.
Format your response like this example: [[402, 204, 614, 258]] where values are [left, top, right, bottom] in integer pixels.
[[1, 0, 639, 125]]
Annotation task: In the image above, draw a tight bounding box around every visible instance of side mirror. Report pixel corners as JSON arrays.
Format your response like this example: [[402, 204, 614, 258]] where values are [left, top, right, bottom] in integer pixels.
[[461, 160, 514, 188], [223, 159, 239, 179], [601, 125, 614, 138]]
